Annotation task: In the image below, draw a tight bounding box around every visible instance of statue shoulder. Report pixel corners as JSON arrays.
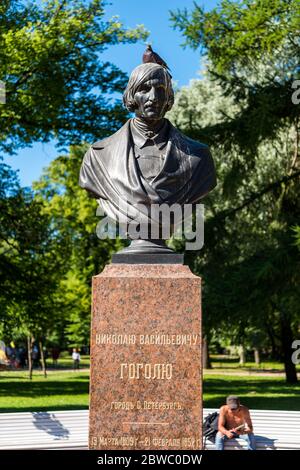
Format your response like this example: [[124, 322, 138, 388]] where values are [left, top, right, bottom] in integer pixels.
[[91, 120, 130, 150], [91, 135, 112, 150], [169, 122, 212, 156], [183, 133, 211, 156]]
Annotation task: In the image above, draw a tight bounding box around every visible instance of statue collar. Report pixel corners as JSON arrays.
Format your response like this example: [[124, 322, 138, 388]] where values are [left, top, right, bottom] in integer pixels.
[[130, 118, 169, 150]]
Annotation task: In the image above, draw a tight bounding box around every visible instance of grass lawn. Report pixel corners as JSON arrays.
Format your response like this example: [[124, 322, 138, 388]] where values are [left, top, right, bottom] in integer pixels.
[[0, 370, 299, 413], [203, 374, 300, 411], [0, 370, 90, 412]]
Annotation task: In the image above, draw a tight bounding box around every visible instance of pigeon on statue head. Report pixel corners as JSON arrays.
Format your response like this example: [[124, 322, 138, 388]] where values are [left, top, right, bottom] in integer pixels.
[[142, 44, 171, 71]]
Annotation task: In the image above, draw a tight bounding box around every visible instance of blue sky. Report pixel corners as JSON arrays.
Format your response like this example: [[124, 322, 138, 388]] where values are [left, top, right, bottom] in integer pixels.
[[4, 0, 218, 187]]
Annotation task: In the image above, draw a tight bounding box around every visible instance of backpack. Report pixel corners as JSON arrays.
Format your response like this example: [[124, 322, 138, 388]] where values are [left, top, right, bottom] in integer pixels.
[[203, 411, 219, 444]]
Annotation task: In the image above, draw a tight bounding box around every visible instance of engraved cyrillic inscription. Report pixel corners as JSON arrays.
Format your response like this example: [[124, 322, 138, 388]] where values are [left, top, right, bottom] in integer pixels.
[[120, 362, 173, 380]]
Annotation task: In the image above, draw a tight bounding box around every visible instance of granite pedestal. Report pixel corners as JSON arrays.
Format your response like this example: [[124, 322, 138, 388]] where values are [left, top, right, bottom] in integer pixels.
[[89, 263, 202, 450]]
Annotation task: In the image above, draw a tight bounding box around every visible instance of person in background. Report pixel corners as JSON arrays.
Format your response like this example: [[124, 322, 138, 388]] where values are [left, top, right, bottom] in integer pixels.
[[32, 344, 40, 368], [19, 347, 27, 368], [72, 348, 80, 370], [215, 395, 256, 450], [51, 347, 60, 367]]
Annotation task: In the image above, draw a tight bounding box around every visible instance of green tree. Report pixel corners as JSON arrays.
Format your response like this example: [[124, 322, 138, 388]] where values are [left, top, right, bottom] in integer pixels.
[[169, 0, 300, 382], [0, 0, 147, 356], [170, 0, 299, 169], [0, 163, 66, 377], [33, 145, 125, 348], [0, 0, 147, 154]]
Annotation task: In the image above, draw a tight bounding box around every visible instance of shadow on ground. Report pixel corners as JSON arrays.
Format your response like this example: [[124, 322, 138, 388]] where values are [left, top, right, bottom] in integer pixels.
[[32, 412, 70, 439]]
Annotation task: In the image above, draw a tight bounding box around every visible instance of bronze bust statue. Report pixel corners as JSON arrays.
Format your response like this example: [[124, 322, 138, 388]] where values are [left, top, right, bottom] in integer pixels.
[[79, 49, 216, 261]]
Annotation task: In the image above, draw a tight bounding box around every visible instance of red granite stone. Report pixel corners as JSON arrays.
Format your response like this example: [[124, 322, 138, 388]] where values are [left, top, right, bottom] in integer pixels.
[[89, 263, 202, 450]]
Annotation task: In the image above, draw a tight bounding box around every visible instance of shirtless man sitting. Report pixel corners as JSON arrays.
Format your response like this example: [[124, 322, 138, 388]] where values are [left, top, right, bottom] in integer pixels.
[[215, 395, 256, 450]]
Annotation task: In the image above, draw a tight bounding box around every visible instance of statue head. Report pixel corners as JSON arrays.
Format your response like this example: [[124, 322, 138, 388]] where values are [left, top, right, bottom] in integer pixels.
[[123, 63, 174, 121]]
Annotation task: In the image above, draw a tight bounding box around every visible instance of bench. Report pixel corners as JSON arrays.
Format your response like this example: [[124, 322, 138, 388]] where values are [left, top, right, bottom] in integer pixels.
[[0, 408, 299, 450], [0, 410, 88, 449]]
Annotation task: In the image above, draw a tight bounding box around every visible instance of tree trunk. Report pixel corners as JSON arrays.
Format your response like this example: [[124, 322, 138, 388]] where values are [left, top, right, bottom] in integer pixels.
[[239, 345, 246, 365], [254, 348, 260, 365], [202, 336, 212, 369], [265, 321, 281, 360], [39, 340, 47, 379], [27, 335, 33, 380], [279, 312, 298, 383]]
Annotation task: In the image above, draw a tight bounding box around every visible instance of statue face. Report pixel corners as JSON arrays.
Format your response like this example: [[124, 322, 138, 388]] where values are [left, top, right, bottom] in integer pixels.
[[134, 76, 168, 121]]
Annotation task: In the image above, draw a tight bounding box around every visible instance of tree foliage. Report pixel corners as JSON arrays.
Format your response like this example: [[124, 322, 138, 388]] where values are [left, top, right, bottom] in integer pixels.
[[0, 0, 145, 351], [0, 162, 66, 364], [170, 0, 299, 157], [170, 0, 300, 382], [33, 145, 125, 347], [0, 0, 147, 154]]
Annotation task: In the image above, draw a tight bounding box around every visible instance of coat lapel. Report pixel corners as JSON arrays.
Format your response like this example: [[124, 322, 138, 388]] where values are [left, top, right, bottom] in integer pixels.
[[150, 125, 201, 202]]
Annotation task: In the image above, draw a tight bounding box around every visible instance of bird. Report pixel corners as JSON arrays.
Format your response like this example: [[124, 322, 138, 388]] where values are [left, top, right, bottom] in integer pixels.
[[142, 44, 170, 71]]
